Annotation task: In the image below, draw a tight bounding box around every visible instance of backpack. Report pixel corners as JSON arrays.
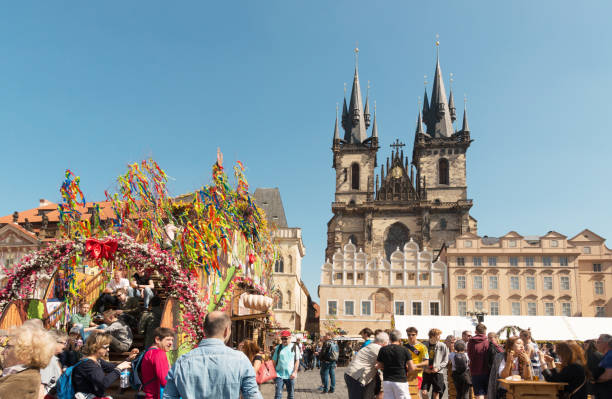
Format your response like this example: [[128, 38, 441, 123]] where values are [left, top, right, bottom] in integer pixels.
[[323, 341, 338, 362], [129, 347, 155, 390], [56, 359, 86, 399]]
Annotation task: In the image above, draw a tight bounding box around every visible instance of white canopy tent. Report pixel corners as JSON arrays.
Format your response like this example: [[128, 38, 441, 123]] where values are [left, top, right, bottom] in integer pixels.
[[394, 315, 612, 341]]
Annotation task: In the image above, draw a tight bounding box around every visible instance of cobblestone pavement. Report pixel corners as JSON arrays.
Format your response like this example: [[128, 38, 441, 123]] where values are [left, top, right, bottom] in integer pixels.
[[260, 367, 348, 399]]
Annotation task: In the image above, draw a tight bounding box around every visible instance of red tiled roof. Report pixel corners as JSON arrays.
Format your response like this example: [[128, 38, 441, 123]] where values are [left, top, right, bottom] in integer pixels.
[[0, 201, 116, 224]]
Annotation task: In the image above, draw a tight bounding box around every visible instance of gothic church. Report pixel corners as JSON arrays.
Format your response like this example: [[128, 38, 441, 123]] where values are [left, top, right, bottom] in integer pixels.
[[326, 50, 477, 262]]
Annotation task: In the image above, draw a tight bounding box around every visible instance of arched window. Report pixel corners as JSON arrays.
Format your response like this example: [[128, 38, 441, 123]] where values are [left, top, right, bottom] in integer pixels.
[[274, 258, 284, 273], [384, 222, 410, 260], [287, 255, 293, 274], [438, 158, 449, 185], [287, 290, 292, 308], [351, 163, 360, 190], [275, 292, 283, 309], [348, 234, 357, 245]]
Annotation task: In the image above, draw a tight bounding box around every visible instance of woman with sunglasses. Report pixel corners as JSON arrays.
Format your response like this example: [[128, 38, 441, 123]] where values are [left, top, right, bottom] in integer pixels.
[[72, 330, 132, 399]]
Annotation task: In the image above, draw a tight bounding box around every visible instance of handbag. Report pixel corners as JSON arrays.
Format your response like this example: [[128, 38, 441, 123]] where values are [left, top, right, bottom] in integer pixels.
[[559, 377, 586, 399], [256, 359, 278, 384]]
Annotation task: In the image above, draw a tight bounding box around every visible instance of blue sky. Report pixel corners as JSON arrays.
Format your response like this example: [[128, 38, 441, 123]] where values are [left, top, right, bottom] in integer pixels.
[[1, 1, 611, 301]]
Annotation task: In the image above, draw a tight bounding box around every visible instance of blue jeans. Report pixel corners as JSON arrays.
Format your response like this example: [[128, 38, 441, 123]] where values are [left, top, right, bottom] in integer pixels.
[[320, 361, 336, 391], [274, 377, 294, 399], [128, 287, 154, 308]]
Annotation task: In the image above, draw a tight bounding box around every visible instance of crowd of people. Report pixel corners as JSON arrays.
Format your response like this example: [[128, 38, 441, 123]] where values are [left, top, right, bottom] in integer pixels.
[[343, 324, 612, 399]]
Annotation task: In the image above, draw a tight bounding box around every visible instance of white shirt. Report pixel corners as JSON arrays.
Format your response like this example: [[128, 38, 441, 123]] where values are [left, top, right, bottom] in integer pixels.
[[498, 357, 520, 376], [106, 277, 130, 292]]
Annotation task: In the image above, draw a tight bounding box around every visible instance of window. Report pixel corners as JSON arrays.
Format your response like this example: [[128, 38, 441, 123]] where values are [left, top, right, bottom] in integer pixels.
[[440, 219, 447, 230], [545, 302, 555, 316], [527, 302, 537, 316], [510, 276, 520, 290], [560, 276, 570, 290], [543, 276, 553, 290], [457, 257, 465, 266], [473, 276, 483, 289], [430, 302, 440, 316], [551, 240, 558, 247], [596, 306, 606, 317], [559, 257, 568, 266], [351, 163, 360, 190], [347, 273, 354, 280], [357, 273, 364, 280], [457, 275, 466, 289], [509, 257, 519, 267], [335, 273, 342, 280], [394, 301, 405, 315], [526, 276, 536, 290], [421, 273, 429, 280], [396, 273, 403, 280], [543, 256, 552, 266], [488, 257, 497, 266], [490, 302, 499, 316], [464, 240, 472, 248], [412, 302, 422, 315], [344, 301, 354, 315], [562, 303, 571, 316], [275, 292, 283, 309], [384, 222, 410, 261], [583, 246, 591, 254], [438, 158, 449, 185], [595, 281, 604, 295], [475, 301, 484, 312], [509, 240, 517, 248], [483, 275, 496, 291], [328, 300, 337, 316], [458, 301, 467, 316], [473, 257, 482, 266], [361, 301, 371, 315], [274, 258, 284, 273], [525, 257, 534, 267], [593, 263, 602, 272], [511, 302, 521, 315]]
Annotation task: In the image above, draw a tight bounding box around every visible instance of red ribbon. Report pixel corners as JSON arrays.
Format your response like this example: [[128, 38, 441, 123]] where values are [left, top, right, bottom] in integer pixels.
[[85, 238, 118, 260]]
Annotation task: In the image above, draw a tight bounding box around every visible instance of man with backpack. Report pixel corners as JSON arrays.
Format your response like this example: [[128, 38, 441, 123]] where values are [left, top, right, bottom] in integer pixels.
[[319, 332, 339, 394], [272, 330, 299, 399], [138, 327, 174, 399]]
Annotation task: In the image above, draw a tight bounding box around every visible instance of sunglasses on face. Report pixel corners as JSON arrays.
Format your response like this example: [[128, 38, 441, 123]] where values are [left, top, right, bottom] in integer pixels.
[[102, 345, 110, 349], [408, 333, 417, 336]]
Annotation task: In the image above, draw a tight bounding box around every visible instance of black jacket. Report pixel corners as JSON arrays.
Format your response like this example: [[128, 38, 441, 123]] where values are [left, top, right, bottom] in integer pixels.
[[542, 363, 587, 399], [72, 358, 120, 397]]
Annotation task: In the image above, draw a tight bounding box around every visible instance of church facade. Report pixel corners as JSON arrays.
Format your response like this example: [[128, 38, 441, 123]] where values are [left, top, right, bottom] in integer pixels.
[[319, 50, 473, 334]]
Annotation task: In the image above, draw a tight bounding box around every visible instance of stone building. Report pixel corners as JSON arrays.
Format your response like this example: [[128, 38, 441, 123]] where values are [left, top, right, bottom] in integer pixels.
[[443, 229, 612, 317], [320, 240, 448, 335], [253, 188, 313, 331], [320, 49, 470, 334]]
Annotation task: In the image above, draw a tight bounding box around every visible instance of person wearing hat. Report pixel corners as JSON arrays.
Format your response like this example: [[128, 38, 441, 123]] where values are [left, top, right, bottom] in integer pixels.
[[272, 330, 299, 399]]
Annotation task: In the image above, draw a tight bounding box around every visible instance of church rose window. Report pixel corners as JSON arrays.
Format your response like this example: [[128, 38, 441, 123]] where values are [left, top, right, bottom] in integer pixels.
[[384, 222, 410, 260]]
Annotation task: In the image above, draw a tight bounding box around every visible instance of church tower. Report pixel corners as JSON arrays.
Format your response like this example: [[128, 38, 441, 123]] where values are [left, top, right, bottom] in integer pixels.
[[412, 50, 472, 206], [331, 47, 378, 206]]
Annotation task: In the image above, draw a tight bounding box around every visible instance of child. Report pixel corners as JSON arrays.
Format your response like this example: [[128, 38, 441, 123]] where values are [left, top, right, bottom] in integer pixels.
[[451, 340, 472, 399]]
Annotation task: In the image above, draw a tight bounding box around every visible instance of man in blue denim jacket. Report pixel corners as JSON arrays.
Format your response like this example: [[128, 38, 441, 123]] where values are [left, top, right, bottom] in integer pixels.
[[162, 311, 262, 399]]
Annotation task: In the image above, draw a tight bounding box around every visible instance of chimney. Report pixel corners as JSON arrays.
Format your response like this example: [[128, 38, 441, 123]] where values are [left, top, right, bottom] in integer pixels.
[[39, 199, 51, 207]]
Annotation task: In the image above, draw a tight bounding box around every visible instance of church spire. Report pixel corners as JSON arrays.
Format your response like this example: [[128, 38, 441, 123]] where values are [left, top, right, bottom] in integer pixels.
[[371, 101, 378, 138], [333, 104, 340, 142], [462, 105, 470, 133], [415, 110, 424, 134], [448, 88, 456, 122], [364, 81, 371, 129], [344, 46, 368, 144], [425, 42, 454, 138]]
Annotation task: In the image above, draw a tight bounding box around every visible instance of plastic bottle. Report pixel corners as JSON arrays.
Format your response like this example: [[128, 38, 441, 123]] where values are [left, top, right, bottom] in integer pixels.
[[120, 369, 130, 389]]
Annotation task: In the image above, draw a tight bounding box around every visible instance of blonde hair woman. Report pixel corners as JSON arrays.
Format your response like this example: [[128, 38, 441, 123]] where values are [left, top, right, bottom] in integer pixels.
[[71, 330, 131, 398], [0, 325, 56, 399]]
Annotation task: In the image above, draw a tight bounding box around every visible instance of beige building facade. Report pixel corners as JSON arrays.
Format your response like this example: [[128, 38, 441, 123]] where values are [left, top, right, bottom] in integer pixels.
[[253, 188, 311, 331], [444, 229, 611, 317], [320, 240, 448, 335]]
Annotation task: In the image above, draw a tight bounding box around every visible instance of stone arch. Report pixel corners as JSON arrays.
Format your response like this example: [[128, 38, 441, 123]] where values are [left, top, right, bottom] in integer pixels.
[[384, 222, 410, 261], [438, 158, 449, 185], [374, 288, 392, 314]]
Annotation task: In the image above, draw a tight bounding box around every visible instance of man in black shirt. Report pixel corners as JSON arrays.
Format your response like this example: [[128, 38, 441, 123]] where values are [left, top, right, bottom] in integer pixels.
[[376, 329, 415, 398], [130, 266, 155, 308]]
